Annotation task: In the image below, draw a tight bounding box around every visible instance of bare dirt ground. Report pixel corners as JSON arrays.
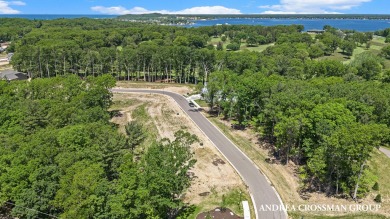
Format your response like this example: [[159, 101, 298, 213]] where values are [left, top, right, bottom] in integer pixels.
[[0, 54, 11, 71], [111, 93, 247, 208], [197, 208, 243, 219], [115, 81, 195, 95]]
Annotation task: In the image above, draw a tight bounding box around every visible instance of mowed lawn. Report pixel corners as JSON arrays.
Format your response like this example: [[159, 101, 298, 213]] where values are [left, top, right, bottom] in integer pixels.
[[317, 36, 390, 68], [208, 36, 274, 52]]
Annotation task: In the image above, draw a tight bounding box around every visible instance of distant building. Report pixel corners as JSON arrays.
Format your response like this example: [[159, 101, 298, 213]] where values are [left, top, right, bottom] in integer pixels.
[[0, 69, 29, 81], [307, 29, 325, 34], [0, 42, 9, 51]]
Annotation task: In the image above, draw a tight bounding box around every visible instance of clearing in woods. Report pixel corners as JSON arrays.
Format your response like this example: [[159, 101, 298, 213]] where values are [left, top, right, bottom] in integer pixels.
[[110, 91, 254, 218]]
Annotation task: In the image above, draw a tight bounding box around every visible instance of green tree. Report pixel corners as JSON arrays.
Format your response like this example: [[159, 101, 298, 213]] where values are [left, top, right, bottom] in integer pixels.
[[216, 41, 223, 51], [340, 40, 356, 56], [350, 52, 383, 80], [226, 43, 240, 51], [246, 35, 257, 47], [380, 45, 390, 59], [308, 43, 325, 59], [173, 36, 189, 47], [372, 182, 379, 191], [321, 33, 341, 55], [125, 121, 145, 151], [139, 131, 198, 218], [54, 161, 109, 219]]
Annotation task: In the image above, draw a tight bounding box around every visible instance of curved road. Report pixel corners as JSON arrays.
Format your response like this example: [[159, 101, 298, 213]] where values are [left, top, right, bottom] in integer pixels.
[[112, 88, 287, 219]]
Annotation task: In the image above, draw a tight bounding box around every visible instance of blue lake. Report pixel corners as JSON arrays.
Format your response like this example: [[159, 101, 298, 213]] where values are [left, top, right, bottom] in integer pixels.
[[189, 18, 390, 32], [0, 15, 389, 32]]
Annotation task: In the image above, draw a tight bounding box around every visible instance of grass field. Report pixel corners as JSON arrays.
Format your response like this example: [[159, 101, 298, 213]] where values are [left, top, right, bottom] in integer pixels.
[[318, 36, 390, 69], [194, 99, 208, 108], [240, 43, 274, 53], [209, 36, 274, 53], [367, 149, 390, 213]]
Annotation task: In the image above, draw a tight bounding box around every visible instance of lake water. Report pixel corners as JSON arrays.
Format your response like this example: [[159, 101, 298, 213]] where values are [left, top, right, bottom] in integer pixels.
[[0, 15, 389, 32], [189, 18, 390, 32]]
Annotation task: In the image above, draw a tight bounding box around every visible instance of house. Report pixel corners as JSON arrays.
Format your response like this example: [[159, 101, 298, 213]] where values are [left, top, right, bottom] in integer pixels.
[[0, 69, 29, 81], [307, 29, 325, 34]]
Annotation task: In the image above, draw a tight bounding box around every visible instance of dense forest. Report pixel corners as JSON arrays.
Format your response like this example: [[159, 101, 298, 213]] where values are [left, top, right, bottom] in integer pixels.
[[1, 18, 388, 84], [206, 71, 390, 197], [1, 17, 390, 216], [0, 75, 198, 218], [2, 17, 306, 81]]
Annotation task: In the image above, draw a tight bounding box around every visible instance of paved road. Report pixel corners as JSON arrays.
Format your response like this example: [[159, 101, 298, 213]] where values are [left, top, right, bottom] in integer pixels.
[[379, 147, 390, 158], [112, 88, 287, 219]]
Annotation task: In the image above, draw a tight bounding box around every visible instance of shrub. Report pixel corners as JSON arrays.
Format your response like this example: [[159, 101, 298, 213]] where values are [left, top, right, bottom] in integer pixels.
[[372, 182, 379, 191], [226, 43, 240, 51], [374, 194, 382, 203]]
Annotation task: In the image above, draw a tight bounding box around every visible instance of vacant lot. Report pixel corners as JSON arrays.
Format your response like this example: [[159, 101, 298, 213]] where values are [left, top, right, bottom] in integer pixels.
[[116, 81, 196, 95], [110, 91, 253, 218]]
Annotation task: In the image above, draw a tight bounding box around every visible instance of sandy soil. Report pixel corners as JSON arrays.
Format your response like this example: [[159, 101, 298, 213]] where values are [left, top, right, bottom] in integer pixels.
[[197, 208, 243, 219], [111, 93, 245, 205], [115, 81, 195, 95]]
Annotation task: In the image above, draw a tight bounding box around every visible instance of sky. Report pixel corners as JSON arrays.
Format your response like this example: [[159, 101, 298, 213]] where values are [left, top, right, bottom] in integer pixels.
[[0, 0, 388, 15]]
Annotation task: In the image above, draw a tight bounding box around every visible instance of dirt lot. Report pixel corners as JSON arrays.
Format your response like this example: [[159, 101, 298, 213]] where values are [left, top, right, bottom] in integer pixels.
[[197, 208, 243, 219], [115, 81, 196, 95], [0, 58, 11, 71], [110, 92, 247, 210]]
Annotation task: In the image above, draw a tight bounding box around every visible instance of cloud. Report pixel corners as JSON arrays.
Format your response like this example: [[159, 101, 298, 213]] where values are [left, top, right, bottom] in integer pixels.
[[91, 5, 241, 15], [9, 1, 25, 6], [259, 0, 371, 14], [175, 6, 241, 14], [0, 0, 25, 14]]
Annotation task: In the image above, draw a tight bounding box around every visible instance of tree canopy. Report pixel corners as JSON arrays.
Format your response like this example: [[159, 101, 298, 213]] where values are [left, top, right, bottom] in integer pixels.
[[0, 75, 197, 218]]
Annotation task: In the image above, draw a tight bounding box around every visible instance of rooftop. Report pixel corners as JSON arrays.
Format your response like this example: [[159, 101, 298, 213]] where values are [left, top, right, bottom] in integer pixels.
[[0, 69, 29, 81]]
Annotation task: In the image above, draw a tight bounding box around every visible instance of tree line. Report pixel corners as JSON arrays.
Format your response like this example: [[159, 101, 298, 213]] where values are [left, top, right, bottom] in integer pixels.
[[2, 18, 304, 81], [206, 70, 390, 198], [0, 75, 198, 218], [3, 18, 389, 85]]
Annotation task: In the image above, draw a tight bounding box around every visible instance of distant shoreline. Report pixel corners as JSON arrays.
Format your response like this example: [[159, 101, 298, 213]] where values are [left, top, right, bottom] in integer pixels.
[[1, 14, 390, 20]]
